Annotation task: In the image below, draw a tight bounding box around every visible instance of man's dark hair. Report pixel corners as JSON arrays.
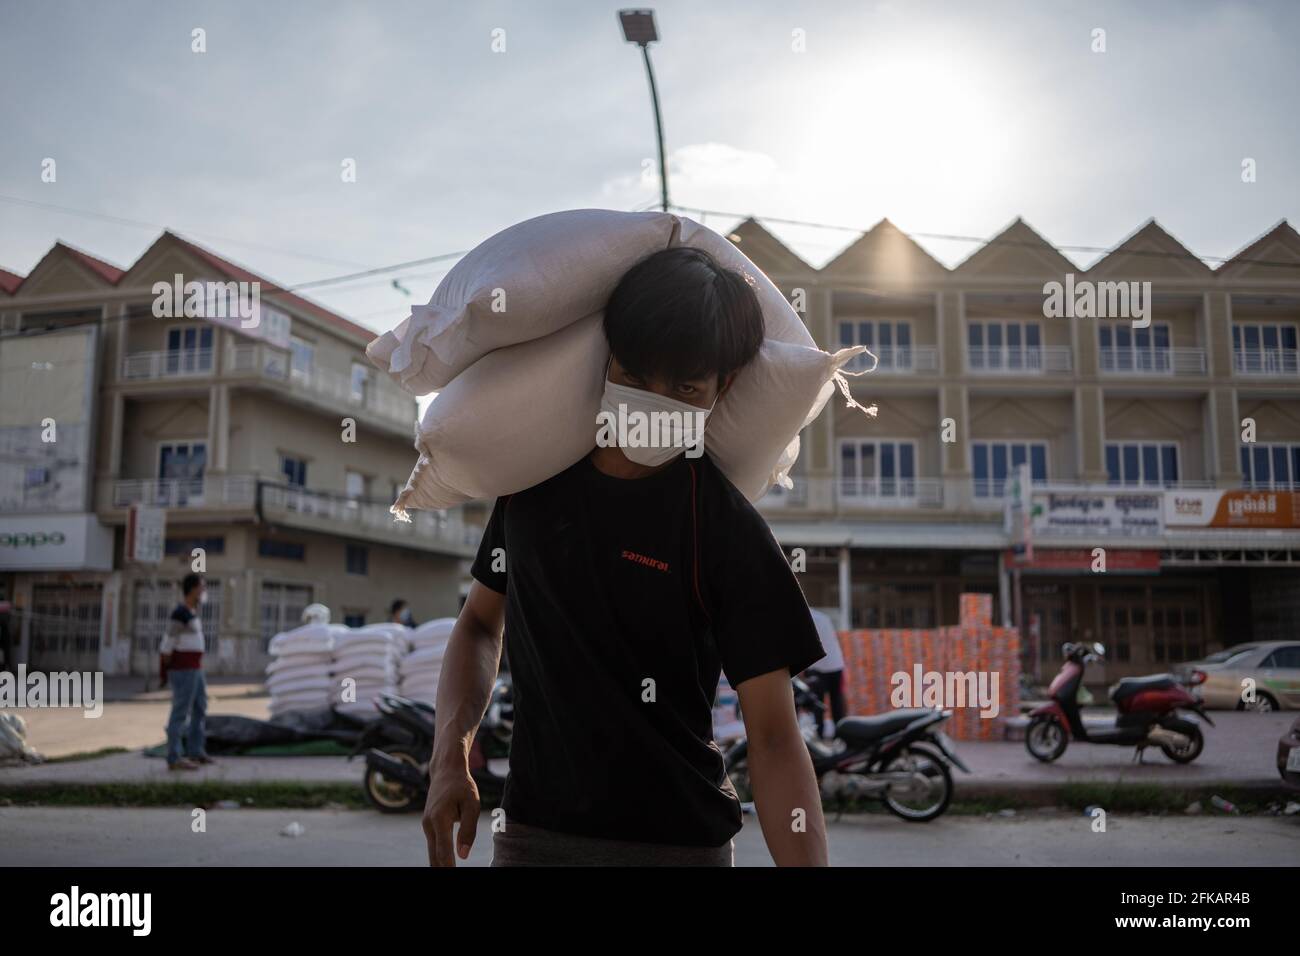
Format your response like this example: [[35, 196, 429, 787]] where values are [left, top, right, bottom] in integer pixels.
[[181, 573, 203, 597], [603, 247, 764, 388], [390, 599, 408, 616]]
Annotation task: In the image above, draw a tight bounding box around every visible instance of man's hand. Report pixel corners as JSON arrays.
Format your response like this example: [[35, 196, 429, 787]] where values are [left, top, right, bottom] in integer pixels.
[[422, 757, 481, 866]]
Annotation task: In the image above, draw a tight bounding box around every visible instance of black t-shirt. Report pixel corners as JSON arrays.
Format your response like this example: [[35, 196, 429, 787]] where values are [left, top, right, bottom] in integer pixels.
[[470, 450, 825, 847]]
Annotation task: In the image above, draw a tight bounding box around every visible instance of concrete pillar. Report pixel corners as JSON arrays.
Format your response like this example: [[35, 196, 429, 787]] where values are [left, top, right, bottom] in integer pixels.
[[1074, 385, 1108, 482], [1207, 387, 1243, 486], [837, 546, 851, 630]]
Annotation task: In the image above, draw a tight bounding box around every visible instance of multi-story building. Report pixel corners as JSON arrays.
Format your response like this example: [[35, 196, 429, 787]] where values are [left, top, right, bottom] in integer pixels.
[[0, 233, 478, 676], [740, 216, 1300, 680]]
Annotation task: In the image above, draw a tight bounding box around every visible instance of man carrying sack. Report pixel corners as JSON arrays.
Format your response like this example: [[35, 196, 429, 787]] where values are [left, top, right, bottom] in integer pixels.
[[421, 246, 831, 866]]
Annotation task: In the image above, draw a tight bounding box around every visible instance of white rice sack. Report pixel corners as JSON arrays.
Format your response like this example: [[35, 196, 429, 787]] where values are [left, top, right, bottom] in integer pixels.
[[403, 644, 447, 668], [265, 656, 333, 677], [411, 618, 456, 644], [366, 209, 681, 392], [267, 674, 334, 695], [368, 211, 870, 512], [268, 623, 335, 656]]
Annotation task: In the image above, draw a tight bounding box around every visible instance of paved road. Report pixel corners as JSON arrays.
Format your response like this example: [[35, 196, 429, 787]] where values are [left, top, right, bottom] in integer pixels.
[[3, 708, 1291, 791], [1, 807, 1296, 866]]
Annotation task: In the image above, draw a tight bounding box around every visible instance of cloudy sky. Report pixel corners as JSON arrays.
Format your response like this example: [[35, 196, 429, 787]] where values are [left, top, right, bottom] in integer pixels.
[[1, 0, 1297, 335]]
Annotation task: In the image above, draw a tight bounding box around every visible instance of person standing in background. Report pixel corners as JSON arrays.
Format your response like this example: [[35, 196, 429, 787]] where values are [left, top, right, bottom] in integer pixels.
[[391, 599, 416, 627], [160, 573, 212, 770], [804, 608, 847, 739]]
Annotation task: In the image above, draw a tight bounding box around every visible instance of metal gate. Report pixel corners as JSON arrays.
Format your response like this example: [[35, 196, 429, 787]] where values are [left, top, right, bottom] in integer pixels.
[[28, 582, 104, 671]]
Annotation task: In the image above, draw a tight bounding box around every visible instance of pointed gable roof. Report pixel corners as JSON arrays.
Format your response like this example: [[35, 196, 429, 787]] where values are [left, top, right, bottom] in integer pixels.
[[1214, 220, 1300, 281], [0, 267, 23, 295], [1085, 219, 1213, 280], [954, 217, 1077, 277], [819, 218, 948, 283], [16, 241, 126, 296], [724, 217, 813, 275], [122, 231, 375, 344]]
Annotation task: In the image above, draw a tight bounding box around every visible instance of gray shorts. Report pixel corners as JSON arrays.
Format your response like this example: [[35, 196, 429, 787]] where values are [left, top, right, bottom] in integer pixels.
[[490, 820, 735, 867]]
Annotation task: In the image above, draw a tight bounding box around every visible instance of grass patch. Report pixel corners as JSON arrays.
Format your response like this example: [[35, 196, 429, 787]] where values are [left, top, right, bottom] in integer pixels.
[[0, 781, 368, 810], [43, 747, 129, 764]]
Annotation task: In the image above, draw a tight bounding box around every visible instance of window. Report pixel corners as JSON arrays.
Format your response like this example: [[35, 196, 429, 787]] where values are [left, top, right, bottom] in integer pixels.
[[1233, 323, 1298, 374], [968, 321, 1042, 371], [839, 440, 916, 498], [165, 325, 214, 374], [157, 441, 207, 506], [1099, 322, 1170, 372], [1240, 443, 1300, 490], [290, 336, 315, 380], [1261, 645, 1300, 669], [838, 320, 913, 371], [164, 536, 225, 557], [343, 612, 367, 628], [345, 471, 369, 500], [259, 582, 313, 646], [259, 538, 306, 561], [280, 455, 308, 487], [350, 362, 370, 401], [346, 543, 369, 575], [972, 441, 1048, 497], [1106, 442, 1179, 486]]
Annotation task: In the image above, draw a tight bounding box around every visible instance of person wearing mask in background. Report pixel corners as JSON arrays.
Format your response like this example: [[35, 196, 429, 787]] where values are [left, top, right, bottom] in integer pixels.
[[804, 608, 847, 739], [160, 573, 212, 771], [391, 599, 416, 627]]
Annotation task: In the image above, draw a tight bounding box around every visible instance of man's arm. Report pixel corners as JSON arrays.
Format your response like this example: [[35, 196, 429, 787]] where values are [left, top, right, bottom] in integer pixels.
[[735, 669, 828, 866], [421, 581, 506, 867]]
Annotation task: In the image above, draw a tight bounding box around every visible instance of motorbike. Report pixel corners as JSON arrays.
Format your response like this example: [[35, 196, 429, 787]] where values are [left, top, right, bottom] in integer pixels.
[[352, 675, 513, 813], [1025, 641, 1213, 764], [723, 676, 970, 822]]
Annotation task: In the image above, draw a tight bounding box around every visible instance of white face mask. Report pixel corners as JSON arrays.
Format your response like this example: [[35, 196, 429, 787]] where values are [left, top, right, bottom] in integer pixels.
[[596, 362, 717, 467]]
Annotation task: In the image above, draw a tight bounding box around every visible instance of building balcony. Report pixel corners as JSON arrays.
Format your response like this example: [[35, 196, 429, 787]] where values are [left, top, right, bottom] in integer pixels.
[[1233, 348, 1300, 376], [96, 475, 479, 557], [758, 476, 945, 511], [260, 483, 480, 558], [841, 346, 938, 375], [1098, 347, 1206, 376], [967, 346, 1072, 374], [102, 474, 257, 511], [117, 343, 417, 433]]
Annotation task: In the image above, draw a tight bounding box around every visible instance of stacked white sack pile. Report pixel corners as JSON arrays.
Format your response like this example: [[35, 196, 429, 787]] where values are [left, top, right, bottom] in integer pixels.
[[265, 623, 338, 717], [331, 623, 409, 717], [398, 618, 456, 706]]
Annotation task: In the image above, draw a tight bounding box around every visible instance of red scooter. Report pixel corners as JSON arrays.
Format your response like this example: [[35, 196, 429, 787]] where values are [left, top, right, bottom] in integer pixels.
[[1026, 642, 1213, 764]]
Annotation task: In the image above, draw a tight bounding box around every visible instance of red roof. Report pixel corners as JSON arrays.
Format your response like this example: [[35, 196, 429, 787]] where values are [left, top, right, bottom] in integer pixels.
[[164, 232, 375, 344], [57, 242, 126, 284], [0, 268, 23, 294]]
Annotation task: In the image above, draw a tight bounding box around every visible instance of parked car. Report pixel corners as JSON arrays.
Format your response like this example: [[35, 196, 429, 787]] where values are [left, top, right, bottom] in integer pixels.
[[1172, 644, 1259, 685], [1189, 641, 1300, 711], [1278, 716, 1300, 791]]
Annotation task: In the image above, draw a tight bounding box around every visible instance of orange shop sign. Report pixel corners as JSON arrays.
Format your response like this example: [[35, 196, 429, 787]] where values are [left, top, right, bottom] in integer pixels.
[[1164, 490, 1300, 529]]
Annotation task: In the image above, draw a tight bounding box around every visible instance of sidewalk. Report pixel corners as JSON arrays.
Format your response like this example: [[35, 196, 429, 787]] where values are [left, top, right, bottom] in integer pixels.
[[1, 708, 1290, 800]]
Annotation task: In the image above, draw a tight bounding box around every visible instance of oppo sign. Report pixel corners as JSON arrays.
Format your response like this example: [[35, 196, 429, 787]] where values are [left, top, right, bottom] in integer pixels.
[[0, 515, 112, 571]]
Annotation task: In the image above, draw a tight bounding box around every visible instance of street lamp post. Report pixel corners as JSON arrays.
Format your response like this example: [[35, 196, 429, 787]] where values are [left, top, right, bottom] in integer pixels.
[[619, 9, 669, 213]]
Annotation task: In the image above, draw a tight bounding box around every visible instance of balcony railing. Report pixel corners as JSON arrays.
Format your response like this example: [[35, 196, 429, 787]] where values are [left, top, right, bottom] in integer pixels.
[[260, 483, 480, 556], [119, 344, 416, 430], [967, 346, 1072, 374], [1099, 347, 1206, 375], [841, 346, 938, 374], [121, 349, 216, 380], [104, 475, 257, 510], [1233, 348, 1300, 376], [757, 476, 945, 510]]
